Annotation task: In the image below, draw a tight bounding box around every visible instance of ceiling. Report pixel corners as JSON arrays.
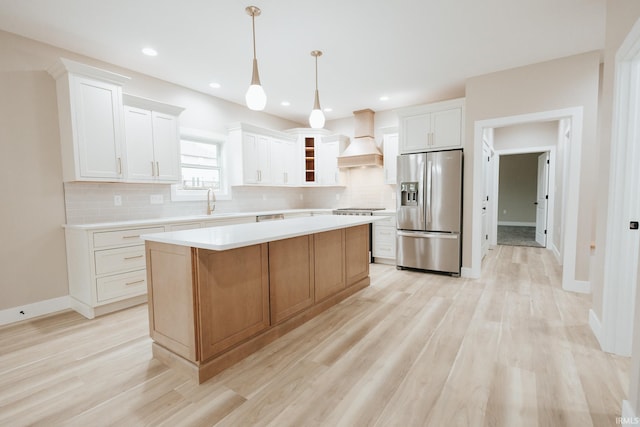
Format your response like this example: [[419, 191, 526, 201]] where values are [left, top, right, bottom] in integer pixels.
[[0, 0, 605, 124]]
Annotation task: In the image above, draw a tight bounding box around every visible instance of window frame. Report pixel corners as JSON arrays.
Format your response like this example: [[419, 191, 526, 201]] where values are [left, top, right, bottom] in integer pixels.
[[171, 127, 231, 202]]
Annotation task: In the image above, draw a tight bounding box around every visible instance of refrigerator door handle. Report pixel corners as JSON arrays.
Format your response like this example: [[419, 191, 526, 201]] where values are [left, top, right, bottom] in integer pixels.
[[397, 231, 458, 240], [426, 160, 433, 224]]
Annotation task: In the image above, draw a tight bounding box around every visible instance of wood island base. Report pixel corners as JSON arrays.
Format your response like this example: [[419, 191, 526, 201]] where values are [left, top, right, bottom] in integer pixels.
[[152, 276, 369, 384], [144, 223, 372, 384]]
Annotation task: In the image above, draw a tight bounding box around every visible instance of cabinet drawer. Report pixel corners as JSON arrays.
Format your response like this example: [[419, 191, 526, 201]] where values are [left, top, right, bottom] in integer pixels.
[[374, 226, 396, 244], [374, 215, 396, 227], [95, 246, 146, 275], [374, 244, 396, 259], [93, 226, 165, 248], [96, 270, 147, 302], [168, 222, 202, 231]]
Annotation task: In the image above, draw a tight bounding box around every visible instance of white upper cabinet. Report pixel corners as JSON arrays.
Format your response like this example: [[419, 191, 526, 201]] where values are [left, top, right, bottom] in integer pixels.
[[123, 95, 184, 184], [316, 135, 345, 186], [382, 129, 399, 184], [397, 98, 465, 153], [242, 132, 271, 184], [227, 123, 298, 186], [271, 137, 297, 185], [287, 129, 346, 187], [48, 58, 130, 182]]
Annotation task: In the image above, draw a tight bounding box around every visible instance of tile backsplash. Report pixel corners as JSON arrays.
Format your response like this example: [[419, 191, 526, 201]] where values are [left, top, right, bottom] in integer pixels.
[[63, 168, 396, 224]]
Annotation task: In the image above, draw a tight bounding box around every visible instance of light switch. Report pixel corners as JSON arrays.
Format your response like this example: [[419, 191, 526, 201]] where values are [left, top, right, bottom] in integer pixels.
[[150, 194, 164, 204], [114, 195, 122, 206]]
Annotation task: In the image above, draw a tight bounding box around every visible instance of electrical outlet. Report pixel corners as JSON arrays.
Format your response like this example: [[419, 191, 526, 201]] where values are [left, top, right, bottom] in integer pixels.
[[114, 195, 122, 206], [150, 194, 164, 204], [299, 194, 304, 200]]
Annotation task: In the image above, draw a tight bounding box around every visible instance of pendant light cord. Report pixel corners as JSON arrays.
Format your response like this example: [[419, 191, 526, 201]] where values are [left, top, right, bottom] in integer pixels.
[[252, 14, 257, 60]]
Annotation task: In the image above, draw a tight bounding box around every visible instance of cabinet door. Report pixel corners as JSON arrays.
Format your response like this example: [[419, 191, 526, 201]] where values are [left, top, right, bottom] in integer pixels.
[[283, 139, 298, 185], [73, 76, 124, 179], [314, 229, 345, 301], [270, 138, 286, 185], [269, 235, 314, 324], [383, 133, 399, 184], [242, 133, 270, 184], [345, 225, 369, 286], [151, 112, 180, 182], [316, 138, 339, 185], [242, 133, 260, 183], [431, 108, 462, 150], [124, 106, 155, 181], [400, 114, 430, 153], [197, 244, 270, 361]]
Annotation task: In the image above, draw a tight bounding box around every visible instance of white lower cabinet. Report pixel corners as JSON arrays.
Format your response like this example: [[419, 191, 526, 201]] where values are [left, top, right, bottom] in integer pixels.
[[65, 216, 258, 318], [373, 213, 396, 265], [66, 225, 164, 319]]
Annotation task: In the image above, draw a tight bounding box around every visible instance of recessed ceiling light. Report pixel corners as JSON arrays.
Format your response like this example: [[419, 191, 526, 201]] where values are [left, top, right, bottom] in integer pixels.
[[323, 107, 333, 112], [379, 96, 389, 101], [209, 82, 221, 89], [281, 101, 290, 106], [141, 47, 158, 57]]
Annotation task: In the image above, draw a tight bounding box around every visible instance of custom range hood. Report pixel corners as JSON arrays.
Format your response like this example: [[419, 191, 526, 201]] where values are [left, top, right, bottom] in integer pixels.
[[337, 109, 383, 168]]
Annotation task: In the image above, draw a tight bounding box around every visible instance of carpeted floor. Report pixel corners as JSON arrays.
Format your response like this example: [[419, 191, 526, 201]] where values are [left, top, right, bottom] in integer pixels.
[[497, 225, 543, 247]]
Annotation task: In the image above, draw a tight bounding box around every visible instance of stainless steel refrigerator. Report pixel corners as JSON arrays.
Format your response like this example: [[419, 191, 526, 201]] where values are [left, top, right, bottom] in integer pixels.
[[396, 150, 462, 275]]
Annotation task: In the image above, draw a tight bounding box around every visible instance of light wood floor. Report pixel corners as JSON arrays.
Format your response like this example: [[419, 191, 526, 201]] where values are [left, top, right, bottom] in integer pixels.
[[0, 246, 630, 426]]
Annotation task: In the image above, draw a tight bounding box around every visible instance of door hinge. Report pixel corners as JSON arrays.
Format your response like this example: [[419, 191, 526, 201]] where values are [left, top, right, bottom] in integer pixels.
[[545, 195, 548, 199], [486, 234, 488, 240], [547, 159, 550, 164], [544, 230, 547, 235], [486, 196, 489, 201]]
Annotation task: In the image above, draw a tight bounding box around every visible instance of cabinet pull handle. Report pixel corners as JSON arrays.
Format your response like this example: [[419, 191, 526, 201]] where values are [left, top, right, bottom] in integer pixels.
[[125, 279, 145, 286], [122, 235, 140, 239], [151, 161, 155, 176], [124, 255, 144, 260], [156, 161, 160, 176], [117, 157, 122, 175]]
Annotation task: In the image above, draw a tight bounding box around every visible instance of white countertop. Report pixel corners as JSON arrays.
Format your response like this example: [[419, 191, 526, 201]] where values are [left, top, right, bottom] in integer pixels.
[[141, 215, 388, 251], [63, 209, 333, 230]]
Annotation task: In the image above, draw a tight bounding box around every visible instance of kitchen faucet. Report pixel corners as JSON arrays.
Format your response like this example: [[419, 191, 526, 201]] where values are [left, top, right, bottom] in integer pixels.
[[206, 188, 216, 215]]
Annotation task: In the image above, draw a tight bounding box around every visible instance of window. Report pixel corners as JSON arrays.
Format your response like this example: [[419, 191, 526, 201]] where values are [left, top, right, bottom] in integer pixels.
[[171, 128, 230, 201], [180, 139, 221, 190]]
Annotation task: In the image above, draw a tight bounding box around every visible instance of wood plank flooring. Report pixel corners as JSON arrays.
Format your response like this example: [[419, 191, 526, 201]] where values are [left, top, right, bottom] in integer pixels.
[[0, 246, 630, 426]]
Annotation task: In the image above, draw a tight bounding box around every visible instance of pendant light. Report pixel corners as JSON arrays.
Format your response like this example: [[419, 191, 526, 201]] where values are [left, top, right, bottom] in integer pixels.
[[309, 50, 325, 129], [245, 6, 266, 111]]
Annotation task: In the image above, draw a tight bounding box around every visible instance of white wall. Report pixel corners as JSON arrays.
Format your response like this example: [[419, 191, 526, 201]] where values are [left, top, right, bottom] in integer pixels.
[[465, 51, 600, 281], [0, 29, 304, 311], [497, 153, 540, 225]]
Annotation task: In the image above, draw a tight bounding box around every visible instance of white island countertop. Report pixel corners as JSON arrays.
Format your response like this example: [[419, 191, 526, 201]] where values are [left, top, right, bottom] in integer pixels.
[[141, 215, 388, 251]]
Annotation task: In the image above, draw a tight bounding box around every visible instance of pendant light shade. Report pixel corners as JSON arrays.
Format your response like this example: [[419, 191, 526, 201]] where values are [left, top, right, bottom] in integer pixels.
[[245, 6, 266, 111], [309, 50, 325, 129]]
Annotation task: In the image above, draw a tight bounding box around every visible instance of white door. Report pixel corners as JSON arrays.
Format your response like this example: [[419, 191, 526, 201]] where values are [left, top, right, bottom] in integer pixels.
[[535, 152, 550, 246], [481, 143, 492, 258]]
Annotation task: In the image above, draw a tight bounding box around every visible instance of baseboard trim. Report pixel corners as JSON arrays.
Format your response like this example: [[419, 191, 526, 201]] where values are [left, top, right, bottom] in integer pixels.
[[551, 243, 562, 265], [0, 296, 70, 326], [497, 221, 536, 227], [563, 279, 591, 294], [589, 309, 603, 349], [621, 400, 639, 424], [461, 266, 480, 279]]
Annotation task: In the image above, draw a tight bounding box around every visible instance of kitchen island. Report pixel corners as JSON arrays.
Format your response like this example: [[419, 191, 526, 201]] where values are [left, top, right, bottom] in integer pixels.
[[141, 215, 385, 383]]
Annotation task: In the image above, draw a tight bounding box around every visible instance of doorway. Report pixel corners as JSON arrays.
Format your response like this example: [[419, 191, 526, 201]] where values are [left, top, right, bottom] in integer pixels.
[[494, 150, 552, 249]]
